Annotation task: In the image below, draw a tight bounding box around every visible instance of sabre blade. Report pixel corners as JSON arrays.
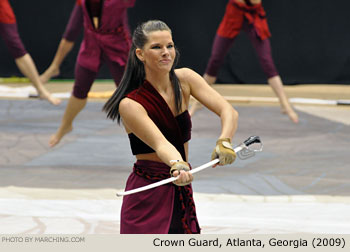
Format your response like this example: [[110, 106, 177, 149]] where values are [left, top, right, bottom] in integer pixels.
[[116, 136, 262, 197]]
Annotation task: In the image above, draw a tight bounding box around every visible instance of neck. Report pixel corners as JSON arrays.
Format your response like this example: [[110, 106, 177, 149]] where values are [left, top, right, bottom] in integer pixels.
[[145, 70, 171, 93]]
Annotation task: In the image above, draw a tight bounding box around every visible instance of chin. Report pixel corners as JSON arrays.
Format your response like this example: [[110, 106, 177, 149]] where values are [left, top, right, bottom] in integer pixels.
[[158, 65, 173, 72]]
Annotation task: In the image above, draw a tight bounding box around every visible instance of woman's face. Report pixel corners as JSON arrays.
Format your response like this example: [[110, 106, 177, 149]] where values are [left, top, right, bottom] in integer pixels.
[[136, 30, 176, 74]]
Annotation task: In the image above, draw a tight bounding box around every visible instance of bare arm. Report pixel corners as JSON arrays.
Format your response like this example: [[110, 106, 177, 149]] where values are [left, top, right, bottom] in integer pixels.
[[55, 1, 84, 65], [40, 2, 82, 83], [180, 68, 239, 140], [120, 97, 194, 185], [119, 98, 184, 166], [51, 39, 75, 67]]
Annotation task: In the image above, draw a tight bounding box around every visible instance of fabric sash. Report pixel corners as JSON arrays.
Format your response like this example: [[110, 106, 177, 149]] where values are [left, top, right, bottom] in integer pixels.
[[126, 79, 187, 161]]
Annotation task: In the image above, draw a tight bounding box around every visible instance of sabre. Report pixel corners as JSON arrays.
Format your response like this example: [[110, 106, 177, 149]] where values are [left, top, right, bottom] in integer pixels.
[[116, 136, 263, 197]]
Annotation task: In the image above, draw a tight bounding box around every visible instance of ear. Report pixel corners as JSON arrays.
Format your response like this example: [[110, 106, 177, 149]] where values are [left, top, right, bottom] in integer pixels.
[[135, 48, 144, 62]]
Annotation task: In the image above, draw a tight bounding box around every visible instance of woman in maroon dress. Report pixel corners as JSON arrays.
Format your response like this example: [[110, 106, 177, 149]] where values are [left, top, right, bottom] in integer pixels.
[[103, 20, 239, 234]]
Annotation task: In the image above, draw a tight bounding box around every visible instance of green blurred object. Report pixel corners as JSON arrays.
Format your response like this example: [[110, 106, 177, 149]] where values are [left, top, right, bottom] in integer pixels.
[[0, 76, 30, 83]]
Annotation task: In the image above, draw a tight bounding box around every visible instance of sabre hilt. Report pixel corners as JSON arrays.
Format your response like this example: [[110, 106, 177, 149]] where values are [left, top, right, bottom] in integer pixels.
[[243, 135, 261, 146], [237, 135, 263, 160]]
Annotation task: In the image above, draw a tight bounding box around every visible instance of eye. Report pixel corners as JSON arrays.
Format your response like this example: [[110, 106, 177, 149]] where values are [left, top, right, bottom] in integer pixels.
[[151, 45, 161, 49], [167, 44, 174, 49]]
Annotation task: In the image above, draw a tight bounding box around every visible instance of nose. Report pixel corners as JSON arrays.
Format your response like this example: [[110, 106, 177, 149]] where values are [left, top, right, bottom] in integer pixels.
[[162, 46, 170, 57]]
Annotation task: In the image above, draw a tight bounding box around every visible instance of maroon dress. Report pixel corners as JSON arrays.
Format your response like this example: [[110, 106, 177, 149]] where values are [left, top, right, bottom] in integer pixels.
[[120, 80, 201, 234], [77, 0, 135, 72]]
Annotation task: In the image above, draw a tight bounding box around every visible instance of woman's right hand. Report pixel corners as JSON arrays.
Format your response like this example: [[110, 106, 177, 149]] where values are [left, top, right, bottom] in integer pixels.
[[170, 161, 193, 186]]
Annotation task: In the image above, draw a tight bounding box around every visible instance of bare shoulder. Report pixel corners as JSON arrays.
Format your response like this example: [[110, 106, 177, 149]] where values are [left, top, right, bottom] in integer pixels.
[[175, 67, 207, 94], [175, 67, 202, 92], [175, 67, 197, 82], [119, 98, 147, 133], [175, 68, 197, 98], [119, 97, 145, 117]]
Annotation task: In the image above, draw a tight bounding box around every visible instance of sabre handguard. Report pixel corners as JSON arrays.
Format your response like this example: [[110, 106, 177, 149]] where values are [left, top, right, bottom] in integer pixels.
[[236, 135, 263, 160]]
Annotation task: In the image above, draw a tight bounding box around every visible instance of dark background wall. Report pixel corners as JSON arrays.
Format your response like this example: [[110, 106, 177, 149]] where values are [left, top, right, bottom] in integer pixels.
[[1, 0, 350, 84]]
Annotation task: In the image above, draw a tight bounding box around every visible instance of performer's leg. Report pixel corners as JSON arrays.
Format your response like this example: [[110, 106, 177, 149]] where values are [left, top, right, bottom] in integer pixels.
[[49, 63, 97, 147], [0, 23, 60, 105], [245, 23, 298, 123], [190, 35, 235, 115], [15, 54, 61, 105], [267, 76, 298, 123]]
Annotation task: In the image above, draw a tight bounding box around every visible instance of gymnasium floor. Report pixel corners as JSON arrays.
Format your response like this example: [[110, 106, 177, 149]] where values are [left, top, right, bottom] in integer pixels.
[[0, 82, 350, 234]]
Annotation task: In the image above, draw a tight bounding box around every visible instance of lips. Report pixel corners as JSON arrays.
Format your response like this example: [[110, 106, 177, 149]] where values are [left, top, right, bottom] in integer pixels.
[[160, 59, 172, 64]]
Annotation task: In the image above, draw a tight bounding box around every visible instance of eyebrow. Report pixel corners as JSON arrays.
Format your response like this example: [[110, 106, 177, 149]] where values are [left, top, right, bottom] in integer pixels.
[[150, 42, 174, 46]]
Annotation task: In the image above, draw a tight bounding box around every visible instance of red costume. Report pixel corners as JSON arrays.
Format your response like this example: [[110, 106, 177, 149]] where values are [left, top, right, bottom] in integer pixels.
[[217, 0, 271, 40], [0, 0, 27, 58], [0, 0, 16, 24], [120, 80, 200, 234], [205, 0, 278, 79]]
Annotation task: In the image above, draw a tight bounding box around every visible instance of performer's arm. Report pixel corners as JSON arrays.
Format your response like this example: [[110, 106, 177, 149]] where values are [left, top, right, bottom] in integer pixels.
[[182, 68, 239, 140], [119, 97, 183, 165], [63, 1, 84, 42], [40, 2, 83, 83], [119, 97, 193, 185], [179, 68, 238, 166]]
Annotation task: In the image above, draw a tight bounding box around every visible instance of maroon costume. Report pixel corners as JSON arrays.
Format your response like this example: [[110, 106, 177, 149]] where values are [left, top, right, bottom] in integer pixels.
[[72, 0, 135, 98], [206, 0, 278, 79], [62, 0, 83, 42], [120, 80, 200, 234], [0, 0, 27, 58], [78, 0, 133, 73]]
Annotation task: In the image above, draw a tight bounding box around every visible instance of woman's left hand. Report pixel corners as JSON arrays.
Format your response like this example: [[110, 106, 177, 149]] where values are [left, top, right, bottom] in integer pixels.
[[211, 138, 237, 167]]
